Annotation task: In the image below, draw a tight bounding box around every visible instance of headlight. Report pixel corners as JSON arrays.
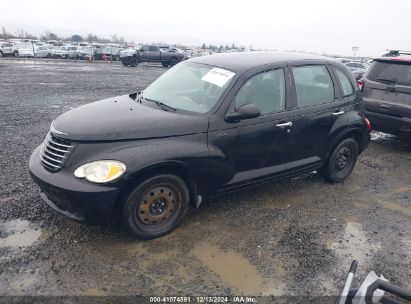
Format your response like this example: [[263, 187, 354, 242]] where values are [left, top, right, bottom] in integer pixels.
[[74, 160, 126, 183]]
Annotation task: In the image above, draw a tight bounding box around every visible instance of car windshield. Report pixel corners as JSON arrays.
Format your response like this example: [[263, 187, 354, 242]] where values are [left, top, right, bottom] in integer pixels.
[[367, 60, 411, 86], [142, 62, 236, 113]]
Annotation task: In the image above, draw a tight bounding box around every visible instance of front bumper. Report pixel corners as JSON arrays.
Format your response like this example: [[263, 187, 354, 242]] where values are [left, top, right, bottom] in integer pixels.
[[29, 145, 122, 224]]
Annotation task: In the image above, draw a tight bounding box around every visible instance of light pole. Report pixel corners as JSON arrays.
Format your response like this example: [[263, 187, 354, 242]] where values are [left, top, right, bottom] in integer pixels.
[[352, 46, 360, 58]]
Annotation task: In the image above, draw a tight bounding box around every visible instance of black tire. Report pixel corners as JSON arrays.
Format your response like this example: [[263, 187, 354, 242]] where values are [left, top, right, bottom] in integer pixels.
[[129, 57, 138, 67], [321, 138, 358, 183], [121, 174, 190, 239], [169, 58, 177, 66], [13, 51, 18, 57], [0, 51, 3, 57], [121, 58, 128, 66], [64, 54, 69, 59], [47, 53, 52, 58], [162, 61, 170, 67]]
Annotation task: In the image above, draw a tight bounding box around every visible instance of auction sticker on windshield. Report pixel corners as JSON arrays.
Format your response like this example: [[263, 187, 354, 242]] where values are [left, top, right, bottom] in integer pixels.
[[202, 68, 235, 87]]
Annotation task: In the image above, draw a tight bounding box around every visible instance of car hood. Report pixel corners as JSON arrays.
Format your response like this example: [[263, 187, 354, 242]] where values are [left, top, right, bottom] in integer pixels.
[[51, 94, 208, 141]]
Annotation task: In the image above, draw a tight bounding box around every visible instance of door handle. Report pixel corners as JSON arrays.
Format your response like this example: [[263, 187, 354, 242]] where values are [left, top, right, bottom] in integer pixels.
[[332, 110, 345, 116], [276, 121, 293, 127]]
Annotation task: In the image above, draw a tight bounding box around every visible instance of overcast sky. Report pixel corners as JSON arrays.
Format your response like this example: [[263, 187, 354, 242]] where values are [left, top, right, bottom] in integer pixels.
[[1, 0, 410, 56]]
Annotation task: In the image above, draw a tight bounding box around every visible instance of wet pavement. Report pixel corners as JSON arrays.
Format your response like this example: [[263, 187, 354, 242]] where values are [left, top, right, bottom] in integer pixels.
[[0, 59, 410, 299]]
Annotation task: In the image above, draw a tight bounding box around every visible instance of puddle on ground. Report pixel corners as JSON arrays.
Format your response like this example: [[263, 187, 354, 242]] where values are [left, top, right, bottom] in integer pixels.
[[380, 200, 411, 218], [330, 221, 380, 266], [0, 219, 42, 248], [192, 242, 284, 295]]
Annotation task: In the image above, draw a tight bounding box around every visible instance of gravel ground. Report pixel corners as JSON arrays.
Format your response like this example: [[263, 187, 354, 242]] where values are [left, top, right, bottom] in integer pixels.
[[0, 58, 410, 301]]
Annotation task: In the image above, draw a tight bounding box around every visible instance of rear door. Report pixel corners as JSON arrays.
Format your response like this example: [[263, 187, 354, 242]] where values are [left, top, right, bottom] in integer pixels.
[[147, 46, 161, 61], [363, 60, 411, 129], [288, 64, 350, 169]]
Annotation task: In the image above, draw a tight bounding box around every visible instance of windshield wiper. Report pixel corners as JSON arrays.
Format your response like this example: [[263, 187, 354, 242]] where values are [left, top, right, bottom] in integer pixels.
[[375, 78, 396, 84], [143, 97, 176, 112]]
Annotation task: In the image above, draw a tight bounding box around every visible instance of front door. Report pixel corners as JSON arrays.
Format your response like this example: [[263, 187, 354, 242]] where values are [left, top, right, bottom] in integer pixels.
[[208, 68, 293, 188]]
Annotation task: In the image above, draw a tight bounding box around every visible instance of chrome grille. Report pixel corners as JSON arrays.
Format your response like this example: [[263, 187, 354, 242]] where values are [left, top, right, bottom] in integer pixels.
[[40, 133, 75, 172]]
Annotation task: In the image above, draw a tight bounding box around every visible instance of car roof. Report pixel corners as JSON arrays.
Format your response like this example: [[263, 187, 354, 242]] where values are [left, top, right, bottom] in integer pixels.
[[188, 51, 331, 73]]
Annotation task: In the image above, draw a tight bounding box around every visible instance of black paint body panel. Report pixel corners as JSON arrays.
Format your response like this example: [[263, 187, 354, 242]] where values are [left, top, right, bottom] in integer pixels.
[[29, 52, 370, 223]]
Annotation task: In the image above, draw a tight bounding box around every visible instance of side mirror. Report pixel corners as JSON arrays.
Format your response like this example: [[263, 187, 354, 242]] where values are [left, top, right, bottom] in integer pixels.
[[226, 103, 261, 122]]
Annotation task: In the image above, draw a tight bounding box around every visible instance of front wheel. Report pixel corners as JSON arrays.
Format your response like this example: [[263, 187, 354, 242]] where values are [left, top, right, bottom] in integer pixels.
[[121, 174, 190, 239], [321, 138, 358, 183], [129, 57, 138, 67], [169, 58, 177, 66], [13, 51, 18, 57]]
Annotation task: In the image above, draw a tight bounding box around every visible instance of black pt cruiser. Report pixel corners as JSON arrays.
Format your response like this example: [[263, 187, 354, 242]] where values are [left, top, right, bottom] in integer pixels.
[[29, 52, 371, 239]]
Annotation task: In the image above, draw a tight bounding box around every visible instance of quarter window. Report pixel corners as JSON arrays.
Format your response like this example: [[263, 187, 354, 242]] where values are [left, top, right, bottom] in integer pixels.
[[292, 65, 334, 107], [235, 69, 285, 114], [335, 69, 354, 96]]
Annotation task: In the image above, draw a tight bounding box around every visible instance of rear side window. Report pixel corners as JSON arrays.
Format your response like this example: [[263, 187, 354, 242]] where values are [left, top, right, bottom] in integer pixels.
[[292, 66, 334, 107], [335, 69, 354, 96], [149, 46, 159, 52], [235, 69, 285, 114], [367, 61, 411, 86]]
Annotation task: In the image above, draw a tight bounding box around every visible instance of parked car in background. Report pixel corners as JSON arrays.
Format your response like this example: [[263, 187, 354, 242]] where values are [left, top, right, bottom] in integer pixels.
[[17, 45, 36, 57], [94, 45, 122, 61], [0, 42, 18, 57], [77, 46, 95, 60], [29, 52, 370, 239], [35, 46, 54, 58], [53, 46, 69, 59], [360, 51, 411, 139], [352, 69, 366, 80], [121, 45, 184, 67], [345, 61, 369, 72]]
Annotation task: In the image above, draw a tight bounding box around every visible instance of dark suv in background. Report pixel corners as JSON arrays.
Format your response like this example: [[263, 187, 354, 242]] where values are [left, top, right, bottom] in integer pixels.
[[360, 50, 411, 139], [30, 52, 371, 239]]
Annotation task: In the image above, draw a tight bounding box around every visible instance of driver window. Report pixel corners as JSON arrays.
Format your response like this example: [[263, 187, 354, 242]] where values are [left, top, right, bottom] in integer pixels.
[[235, 69, 285, 114]]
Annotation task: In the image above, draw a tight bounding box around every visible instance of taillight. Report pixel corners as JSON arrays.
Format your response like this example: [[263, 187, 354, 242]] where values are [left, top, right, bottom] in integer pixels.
[[364, 117, 372, 132], [357, 79, 364, 92]]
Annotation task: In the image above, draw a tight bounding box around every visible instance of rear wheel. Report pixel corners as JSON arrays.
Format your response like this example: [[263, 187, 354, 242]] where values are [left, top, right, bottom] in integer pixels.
[[13, 51, 18, 57], [321, 138, 358, 183], [121, 174, 190, 239], [0, 51, 3, 57], [162, 61, 170, 67]]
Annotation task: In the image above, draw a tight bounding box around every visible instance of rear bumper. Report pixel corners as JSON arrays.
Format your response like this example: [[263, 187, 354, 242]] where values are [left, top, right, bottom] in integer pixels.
[[29, 146, 122, 224], [366, 110, 411, 136]]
